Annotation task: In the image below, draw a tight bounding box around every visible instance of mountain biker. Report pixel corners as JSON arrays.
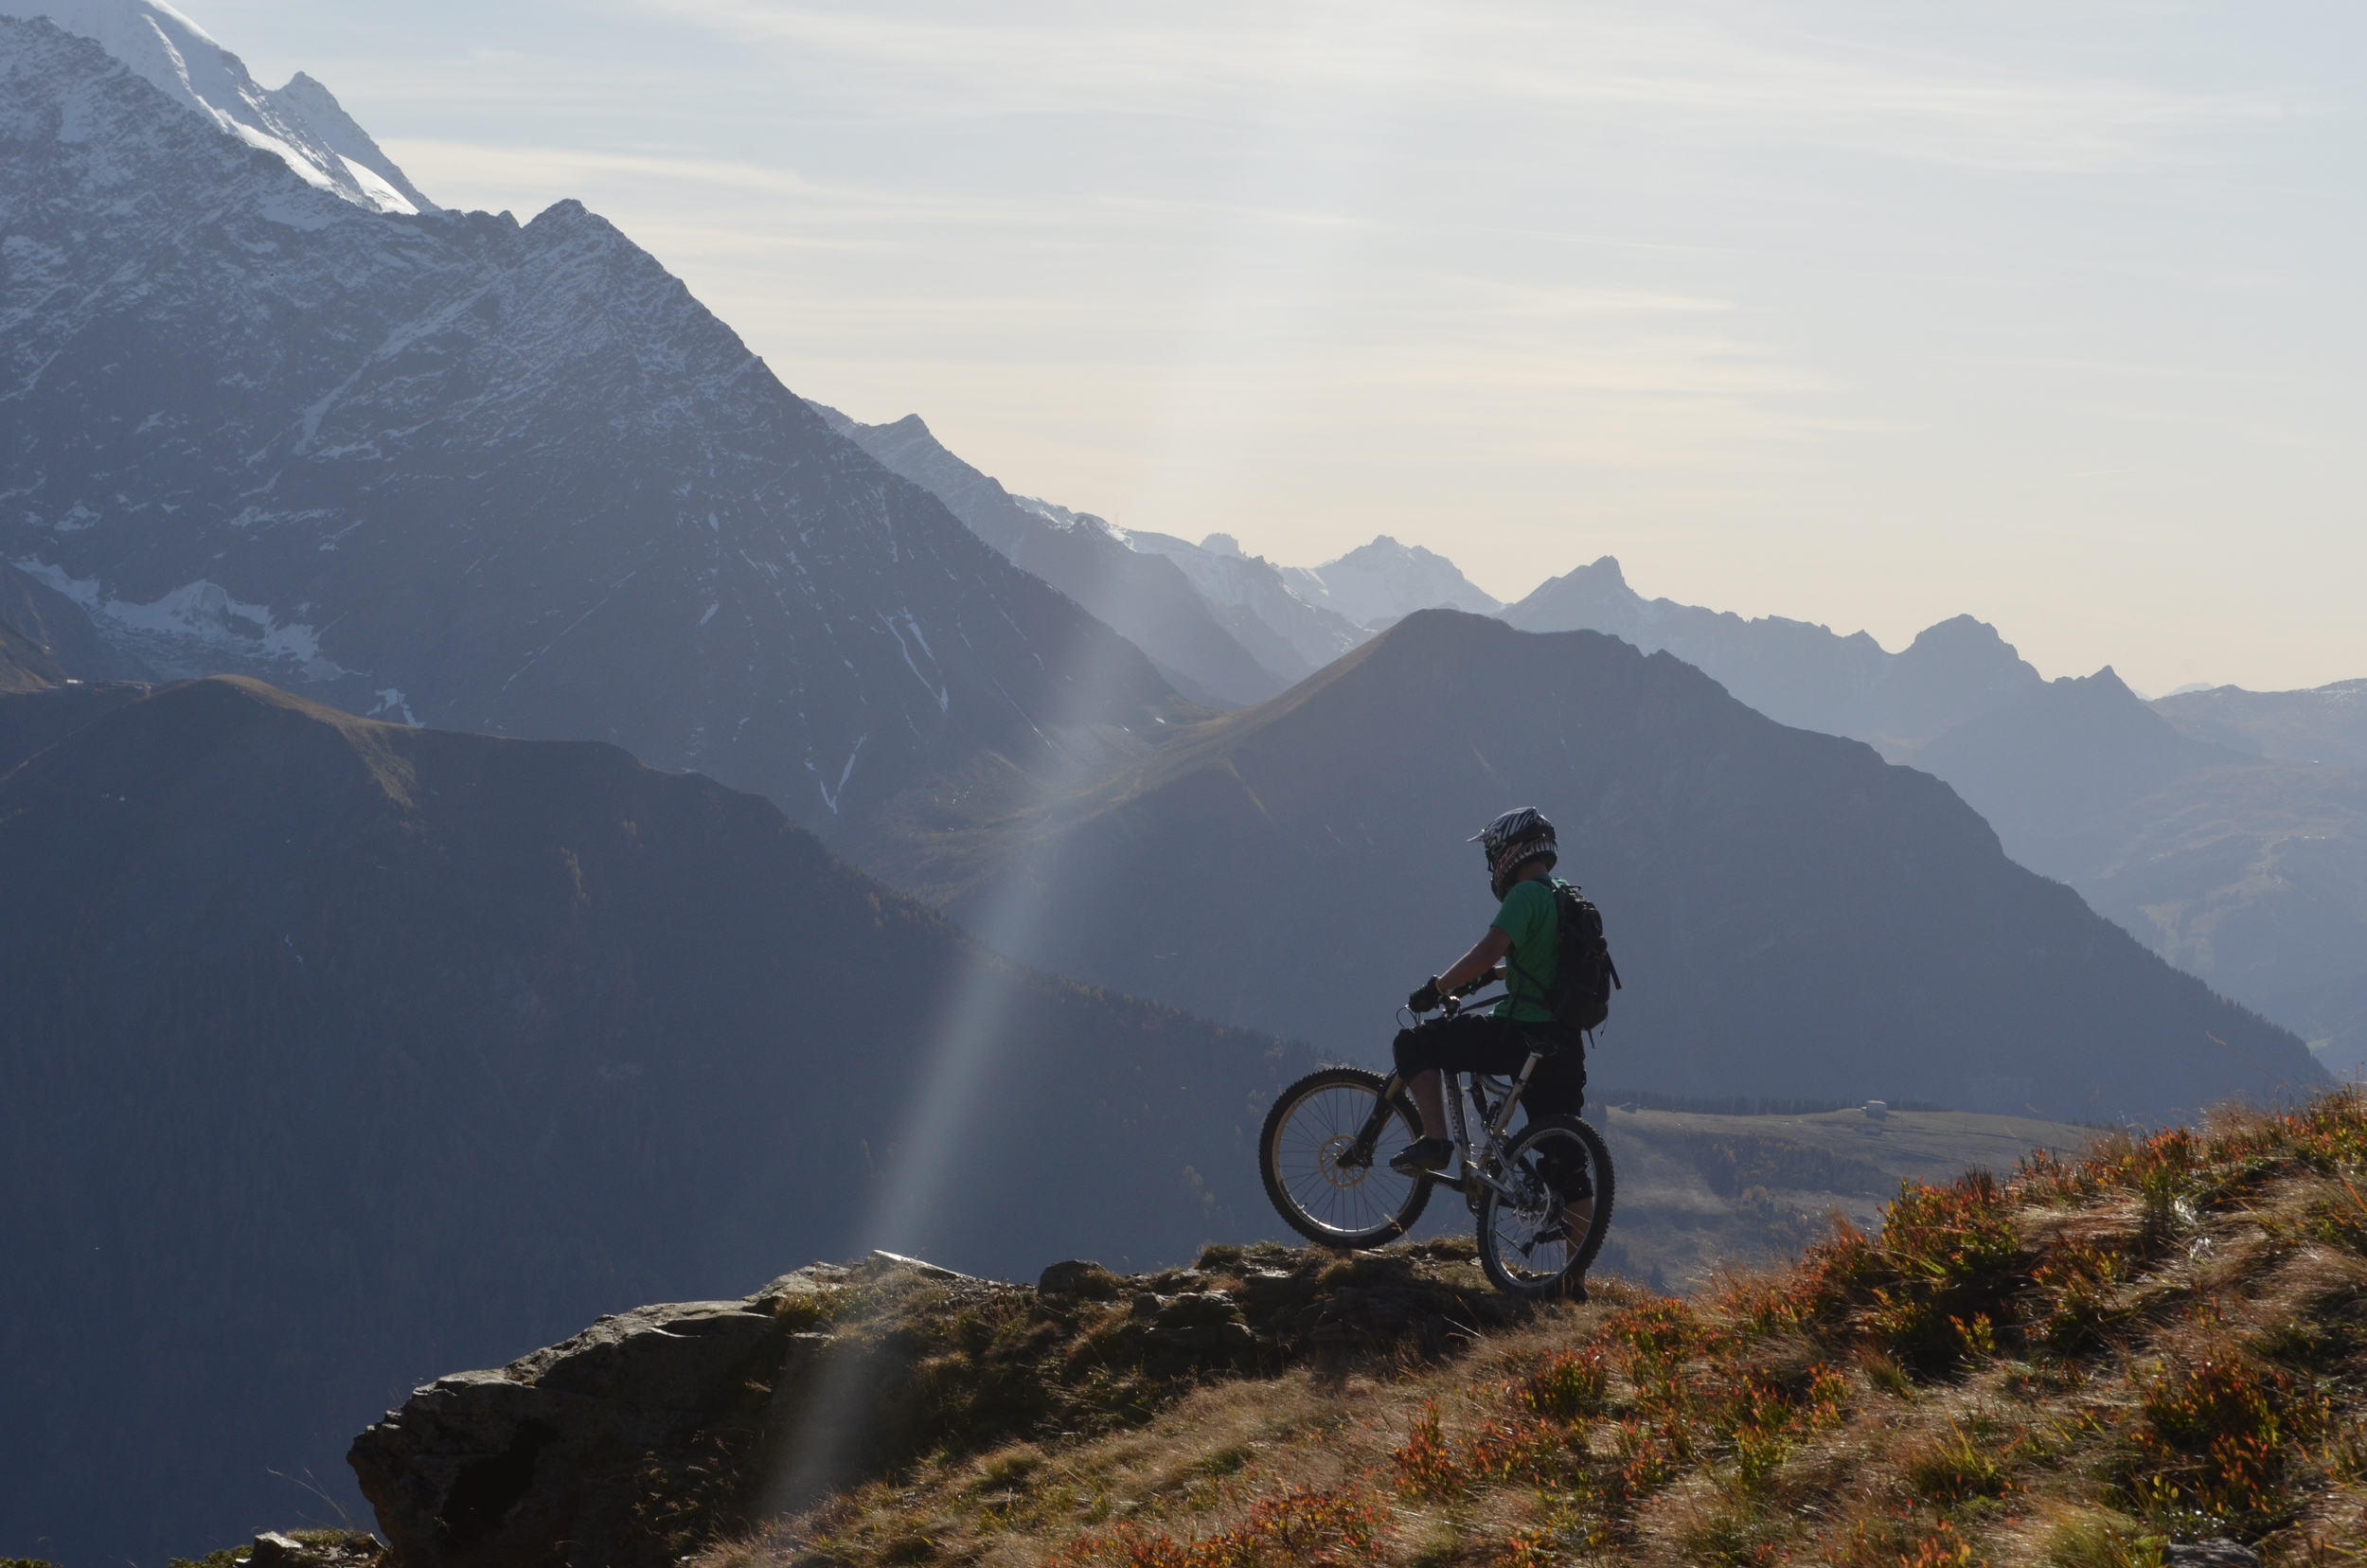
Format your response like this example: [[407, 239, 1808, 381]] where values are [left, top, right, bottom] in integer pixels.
[[1388, 807, 1594, 1241]]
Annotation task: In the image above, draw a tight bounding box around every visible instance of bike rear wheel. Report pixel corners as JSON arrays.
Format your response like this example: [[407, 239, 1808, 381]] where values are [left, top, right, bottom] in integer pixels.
[[1476, 1114, 1614, 1297], [1259, 1067, 1433, 1249]]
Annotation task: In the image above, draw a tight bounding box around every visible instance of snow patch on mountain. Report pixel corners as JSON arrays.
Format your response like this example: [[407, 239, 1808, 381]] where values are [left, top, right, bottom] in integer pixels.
[[0, 0, 433, 212], [369, 686, 418, 724], [12, 557, 337, 676]]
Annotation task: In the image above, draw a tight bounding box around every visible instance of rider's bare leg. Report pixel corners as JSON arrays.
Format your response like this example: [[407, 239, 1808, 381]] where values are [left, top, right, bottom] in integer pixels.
[[1565, 1196, 1594, 1241], [1410, 1069, 1449, 1146]]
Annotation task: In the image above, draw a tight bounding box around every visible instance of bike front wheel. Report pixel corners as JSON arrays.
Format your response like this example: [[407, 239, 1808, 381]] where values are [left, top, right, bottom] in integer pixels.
[[1476, 1114, 1615, 1297], [1259, 1067, 1433, 1249]]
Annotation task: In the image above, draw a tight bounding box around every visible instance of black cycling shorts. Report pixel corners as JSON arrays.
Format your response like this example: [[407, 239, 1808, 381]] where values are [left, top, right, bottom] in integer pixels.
[[1393, 1012, 1585, 1111], [1392, 1013, 1591, 1198], [1392, 1013, 1600, 1198]]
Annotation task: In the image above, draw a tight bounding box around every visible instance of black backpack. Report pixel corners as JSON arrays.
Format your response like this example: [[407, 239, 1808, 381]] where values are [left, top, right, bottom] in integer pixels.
[[1540, 882, 1621, 1032]]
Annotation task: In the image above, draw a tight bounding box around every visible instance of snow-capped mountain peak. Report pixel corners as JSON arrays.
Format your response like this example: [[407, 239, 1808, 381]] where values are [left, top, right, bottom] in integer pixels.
[[0, 0, 433, 212], [1280, 533, 1502, 628]]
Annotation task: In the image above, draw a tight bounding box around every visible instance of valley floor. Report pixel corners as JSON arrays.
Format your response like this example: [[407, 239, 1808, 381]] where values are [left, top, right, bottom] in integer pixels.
[[1593, 1105, 2097, 1291]]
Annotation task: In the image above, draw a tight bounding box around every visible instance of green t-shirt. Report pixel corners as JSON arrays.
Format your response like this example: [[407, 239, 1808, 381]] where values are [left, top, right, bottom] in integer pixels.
[[1489, 877, 1562, 1023]]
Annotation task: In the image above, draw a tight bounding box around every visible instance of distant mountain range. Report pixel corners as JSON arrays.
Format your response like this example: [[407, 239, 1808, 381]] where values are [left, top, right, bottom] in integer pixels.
[[863, 609, 2318, 1120], [809, 404, 1507, 693], [2155, 679, 2367, 772], [0, 675, 1295, 1566], [1906, 669, 2367, 1077], [1503, 556, 2042, 751], [3, 12, 1178, 839], [1496, 561, 2366, 1067], [1277, 535, 1502, 628], [805, 404, 1284, 707], [1118, 528, 1372, 683]]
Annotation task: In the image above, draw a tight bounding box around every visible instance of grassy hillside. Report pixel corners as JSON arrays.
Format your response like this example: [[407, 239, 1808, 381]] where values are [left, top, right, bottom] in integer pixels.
[[708, 1090, 2367, 1567]]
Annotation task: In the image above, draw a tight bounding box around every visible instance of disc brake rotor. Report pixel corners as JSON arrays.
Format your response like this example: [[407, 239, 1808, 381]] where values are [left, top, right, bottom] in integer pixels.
[[1315, 1132, 1368, 1189]]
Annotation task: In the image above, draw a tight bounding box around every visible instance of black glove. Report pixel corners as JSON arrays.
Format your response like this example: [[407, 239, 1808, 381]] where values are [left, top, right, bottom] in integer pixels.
[[1408, 978, 1442, 1013]]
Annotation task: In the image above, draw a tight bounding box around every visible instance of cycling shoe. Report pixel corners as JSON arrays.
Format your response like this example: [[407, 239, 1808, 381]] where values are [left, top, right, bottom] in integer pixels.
[[1388, 1137, 1454, 1175]]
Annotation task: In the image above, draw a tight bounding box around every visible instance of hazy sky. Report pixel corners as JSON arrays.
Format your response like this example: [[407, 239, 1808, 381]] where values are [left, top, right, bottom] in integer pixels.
[[189, 0, 2363, 693]]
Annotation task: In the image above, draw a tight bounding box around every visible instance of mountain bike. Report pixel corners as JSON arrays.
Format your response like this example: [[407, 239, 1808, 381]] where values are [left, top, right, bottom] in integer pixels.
[[1256, 989, 1614, 1297]]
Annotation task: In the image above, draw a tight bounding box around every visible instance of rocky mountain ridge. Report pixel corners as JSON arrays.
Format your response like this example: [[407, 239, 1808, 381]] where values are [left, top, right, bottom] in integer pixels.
[[1502, 554, 2042, 750], [1118, 526, 1373, 682], [0, 0, 432, 211], [802, 408, 1503, 688], [804, 403, 1282, 707], [3, 15, 1180, 837]]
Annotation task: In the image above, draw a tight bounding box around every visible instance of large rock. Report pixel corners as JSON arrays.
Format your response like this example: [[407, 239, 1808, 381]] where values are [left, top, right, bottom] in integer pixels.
[[349, 1270, 845, 1568], [350, 1244, 1530, 1568]]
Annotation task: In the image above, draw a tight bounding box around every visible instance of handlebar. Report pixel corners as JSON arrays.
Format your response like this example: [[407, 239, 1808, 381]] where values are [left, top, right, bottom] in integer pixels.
[[1429, 989, 1509, 1020]]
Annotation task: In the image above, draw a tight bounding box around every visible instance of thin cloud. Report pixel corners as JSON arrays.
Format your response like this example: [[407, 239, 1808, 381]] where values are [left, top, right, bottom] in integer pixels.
[[630, 0, 2287, 172]]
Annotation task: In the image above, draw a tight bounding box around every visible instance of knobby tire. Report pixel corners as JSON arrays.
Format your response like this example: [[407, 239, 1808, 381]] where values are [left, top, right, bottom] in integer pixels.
[[1475, 1114, 1615, 1298], [1258, 1066, 1433, 1249]]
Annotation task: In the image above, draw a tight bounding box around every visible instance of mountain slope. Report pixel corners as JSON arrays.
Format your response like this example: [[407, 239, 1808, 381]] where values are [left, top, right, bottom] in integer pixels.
[[1910, 668, 2250, 878], [0, 560, 148, 689], [0, 677, 147, 768], [2155, 678, 2367, 771], [1279, 534, 1501, 628], [863, 611, 2316, 1120], [1503, 556, 2041, 750], [1, 16, 1178, 835], [0, 676, 1297, 1566], [806, 404, 1282, 706], [1911, 668, 2367, 1074], [705, 1091, 2367, 1568]]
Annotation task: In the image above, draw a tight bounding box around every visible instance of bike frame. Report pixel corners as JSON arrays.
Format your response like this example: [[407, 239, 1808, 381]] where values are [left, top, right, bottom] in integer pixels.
[[1345, 993, 1549, 1201]]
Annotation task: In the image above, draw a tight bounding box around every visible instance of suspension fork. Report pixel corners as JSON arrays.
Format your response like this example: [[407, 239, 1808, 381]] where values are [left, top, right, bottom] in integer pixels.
[[1344, 1072, 1409, 1166]]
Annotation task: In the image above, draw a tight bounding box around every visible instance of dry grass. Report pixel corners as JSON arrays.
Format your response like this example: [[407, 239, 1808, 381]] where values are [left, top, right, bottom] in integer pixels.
[[696, 1089, 2367, 1567]]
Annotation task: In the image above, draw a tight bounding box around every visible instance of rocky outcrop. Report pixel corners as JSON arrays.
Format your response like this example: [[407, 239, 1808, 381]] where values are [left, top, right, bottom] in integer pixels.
[[351, 1243, 1532, 1568], [350, 1270, 845, 1568], [248, 1530, 386, 1568]]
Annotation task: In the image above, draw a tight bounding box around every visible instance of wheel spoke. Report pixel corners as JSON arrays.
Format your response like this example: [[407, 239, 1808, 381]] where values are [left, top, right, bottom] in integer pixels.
[[1262, 1072, 1429, 1244], [1478, 1118, 1611, 1294]]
